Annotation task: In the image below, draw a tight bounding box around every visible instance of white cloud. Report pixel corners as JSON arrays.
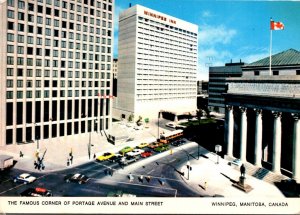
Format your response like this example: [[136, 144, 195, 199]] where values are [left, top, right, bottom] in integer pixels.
[[201, 10, 213, 18], [198, 25, 237, 46]]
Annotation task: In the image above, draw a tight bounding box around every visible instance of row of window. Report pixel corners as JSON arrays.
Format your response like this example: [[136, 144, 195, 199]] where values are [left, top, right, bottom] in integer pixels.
[[6, 89, 111, 99], [136, 96, 196, 102], [7, 79, 110, 88], [7, 0, 112, 13], [8, 19, 112, 37], [6, 68, 111, 79], [7, 57, 111, 70]]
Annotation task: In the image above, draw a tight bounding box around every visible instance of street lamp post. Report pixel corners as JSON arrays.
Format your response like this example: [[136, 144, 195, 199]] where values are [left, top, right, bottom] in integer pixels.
[[158, 111, 160, 141], [186, 161, 191, 180], [215, 145, 222, 164]]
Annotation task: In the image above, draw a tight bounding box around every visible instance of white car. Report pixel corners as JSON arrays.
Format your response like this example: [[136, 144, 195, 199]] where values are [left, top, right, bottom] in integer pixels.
[[230, 159, 242, 167], [166, 122, 176, 128], [127, 149, 144, 157], [14, 173, 37, 184]]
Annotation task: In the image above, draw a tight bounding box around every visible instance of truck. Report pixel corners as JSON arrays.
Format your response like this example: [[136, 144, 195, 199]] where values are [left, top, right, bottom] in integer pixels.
[[0, 155, 14, 171]]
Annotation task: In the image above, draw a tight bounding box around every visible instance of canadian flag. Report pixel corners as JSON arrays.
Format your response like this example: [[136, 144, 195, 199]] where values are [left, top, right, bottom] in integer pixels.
[[270, 20, 284, 30]]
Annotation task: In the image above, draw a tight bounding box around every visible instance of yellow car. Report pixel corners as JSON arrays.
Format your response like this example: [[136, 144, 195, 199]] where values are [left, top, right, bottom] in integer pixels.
[[137, 143, 149, 149], [97, 152, 115, 161]]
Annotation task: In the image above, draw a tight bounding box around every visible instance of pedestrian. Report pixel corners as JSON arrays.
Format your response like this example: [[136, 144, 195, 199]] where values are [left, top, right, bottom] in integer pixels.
[[19, 151, 23, 157], [93, 153, 96, 159], [70, 155, 73, 165], [67, 158, 70, 166], [204, 181, 207, 190]]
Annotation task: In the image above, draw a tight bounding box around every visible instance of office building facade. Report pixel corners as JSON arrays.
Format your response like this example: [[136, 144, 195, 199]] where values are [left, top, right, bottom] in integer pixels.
[[115, 5, 198, 120], [0, 0, 114, 146], [208, 61, 244, 113]]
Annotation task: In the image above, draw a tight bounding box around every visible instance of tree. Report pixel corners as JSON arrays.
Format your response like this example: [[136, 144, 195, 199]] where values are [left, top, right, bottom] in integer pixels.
[[128, 113, 134, 122]]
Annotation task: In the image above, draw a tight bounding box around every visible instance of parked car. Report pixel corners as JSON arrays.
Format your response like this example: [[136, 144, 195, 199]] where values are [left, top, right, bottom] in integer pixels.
[[13, 173, 36, 184], [154, 145, 170, 153], [127, 149, 144, 157], [229, 159, 242, 167], [171, 139, 186, 147], [108, 154, 123, 163], [96, 152, 115, 161], [148, 142, 163, 149], [20, 187, 52, 197], [166, 122, 176, 128], [107, 190, 136, 197], [175, 125, 187, 129], [137, 142, 149, 149], [119, 146, 134, 155], [119, 155, 139, 166], [141, 151, 153, 158], [64, 173, 89, 184]]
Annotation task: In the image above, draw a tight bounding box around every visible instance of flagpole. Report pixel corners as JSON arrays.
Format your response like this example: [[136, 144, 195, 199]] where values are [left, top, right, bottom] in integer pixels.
[[269, 18, 272, 76]]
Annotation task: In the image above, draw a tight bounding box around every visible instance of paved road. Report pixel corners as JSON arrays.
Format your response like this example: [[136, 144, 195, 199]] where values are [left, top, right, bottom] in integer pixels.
[[0, 141, 204, 197]]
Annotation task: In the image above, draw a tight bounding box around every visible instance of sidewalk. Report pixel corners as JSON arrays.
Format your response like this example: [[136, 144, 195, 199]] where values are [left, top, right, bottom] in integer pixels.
[[0, 122, 159, 173], [176, 150, 286, 198]]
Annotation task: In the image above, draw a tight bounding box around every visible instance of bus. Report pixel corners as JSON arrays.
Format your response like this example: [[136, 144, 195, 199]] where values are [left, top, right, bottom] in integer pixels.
[[159, 129, 183, 144]]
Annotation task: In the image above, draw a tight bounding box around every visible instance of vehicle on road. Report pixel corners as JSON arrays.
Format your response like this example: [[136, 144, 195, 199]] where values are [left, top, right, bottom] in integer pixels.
[[13, 173, 36, 184], [119, 155, 139, 166], [119, 146, 134, 155], [0, 155, 14, 171], [171, 139, 186, 147], [159, 129, 183, 144], [140, 151, 153, 158], [20, 187, 52, 197], [127, 149, 144, 157], [175, 125, 187, 129], [64, 173, 89, 184], [165, 122, 176, 128], [148, 142, 164, 149], [108, 154, 123, 163], [96, 152, 115, 161], [137, 142, 149, 149], [154, 145, 170, 153], [107, 190, 136, 197]]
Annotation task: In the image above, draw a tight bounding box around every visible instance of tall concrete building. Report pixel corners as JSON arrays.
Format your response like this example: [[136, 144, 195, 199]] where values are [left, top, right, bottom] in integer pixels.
[[224, 49, 300, 182], [208, 61, 244, 113], [0, 0, 114, 146], [114, 5, 198, 120]]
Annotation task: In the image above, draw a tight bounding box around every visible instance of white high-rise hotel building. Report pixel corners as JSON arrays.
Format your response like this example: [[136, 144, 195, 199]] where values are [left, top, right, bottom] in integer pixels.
[[0, 0, 114, 146], [115, 5, 198, 119]]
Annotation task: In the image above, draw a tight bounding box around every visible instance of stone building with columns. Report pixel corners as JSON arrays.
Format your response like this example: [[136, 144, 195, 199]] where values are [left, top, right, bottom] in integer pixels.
[[224, 49, 300, 182]]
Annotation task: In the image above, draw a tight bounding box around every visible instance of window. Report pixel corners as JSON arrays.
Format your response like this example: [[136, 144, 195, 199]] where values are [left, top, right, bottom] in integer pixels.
[[297, 70, 300, 75], [7, 33, 14, 42], [18, 12, 24, 20], [28, 14, 34, 22], [7, 91, 13, 99], [17, 91, 23, 99], [7, 45, 14, 53], [273, 70, 279, 76], [28, 25, 34, 33], [18, 0, 25, 9], [18, 23, 24, 31], [28, 3, 34, 11], [17, 46, 24, 54], [17, 80, 23, 87], [17, 57, 24, 65], [7, 80, 13, 87], [28, 36, 34, 44], [254, 71, 260, 76], [7, 10, 14, 18], [8, 22, 14, 30], [18, 35, 24, 43], [7, 68, 14, 76]]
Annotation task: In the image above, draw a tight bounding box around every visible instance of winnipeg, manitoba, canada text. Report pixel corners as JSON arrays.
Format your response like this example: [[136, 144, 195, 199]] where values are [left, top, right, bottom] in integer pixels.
[[211, 201, 288, 207]]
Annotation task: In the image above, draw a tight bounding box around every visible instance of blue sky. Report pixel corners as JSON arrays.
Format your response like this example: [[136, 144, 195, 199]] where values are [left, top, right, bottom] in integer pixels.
[[113, 0, 300, 80]]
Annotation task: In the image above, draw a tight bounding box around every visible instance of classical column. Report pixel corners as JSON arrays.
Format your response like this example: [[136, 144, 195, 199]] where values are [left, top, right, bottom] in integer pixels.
[[226, 105, 234, 157], [254, 109, 263, 167], [239, 107, 247, 162], [292, 114, 300, 182], [272, 111, 282, 173]]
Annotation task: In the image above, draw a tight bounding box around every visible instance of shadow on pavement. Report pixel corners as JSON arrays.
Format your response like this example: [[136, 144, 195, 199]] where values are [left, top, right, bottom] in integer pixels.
[[220, 172, 238, 184], [274, 179, 300, 197]]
